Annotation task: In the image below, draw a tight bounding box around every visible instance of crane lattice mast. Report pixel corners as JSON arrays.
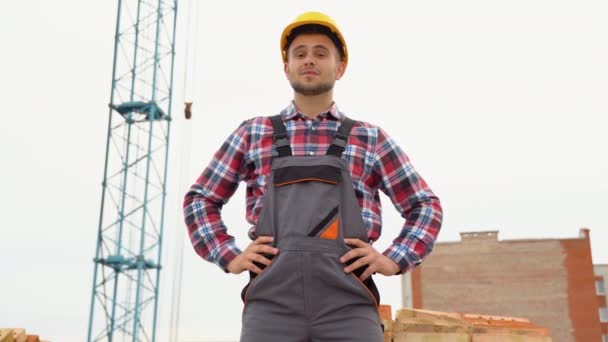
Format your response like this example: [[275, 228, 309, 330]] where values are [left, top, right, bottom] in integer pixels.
[[88, 0, 178, 340]]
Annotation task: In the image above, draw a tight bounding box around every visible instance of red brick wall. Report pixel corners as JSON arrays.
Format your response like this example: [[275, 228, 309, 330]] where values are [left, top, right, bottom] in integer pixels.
[[560, 229, 602, 341], [411, 266, 422, 309], [415, 230, 601, 342], [598, 295, 607, 308]]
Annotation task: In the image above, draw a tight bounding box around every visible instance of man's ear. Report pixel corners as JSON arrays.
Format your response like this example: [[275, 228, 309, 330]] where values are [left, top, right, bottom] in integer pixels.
[[284, 62, 289, 79], [335, 61, 346, 80]]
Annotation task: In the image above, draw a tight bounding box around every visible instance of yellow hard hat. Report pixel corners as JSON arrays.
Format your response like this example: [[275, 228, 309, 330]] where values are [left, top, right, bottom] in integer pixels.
[[280, 11, 348, 66]]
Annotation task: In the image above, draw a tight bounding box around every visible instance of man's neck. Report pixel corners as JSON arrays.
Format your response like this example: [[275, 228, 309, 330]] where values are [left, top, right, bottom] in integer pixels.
[[293, 91, 334, 119]]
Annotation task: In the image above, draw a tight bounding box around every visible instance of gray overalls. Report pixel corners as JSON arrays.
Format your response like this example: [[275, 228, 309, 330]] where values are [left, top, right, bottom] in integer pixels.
[[240, 115, 384, 342]]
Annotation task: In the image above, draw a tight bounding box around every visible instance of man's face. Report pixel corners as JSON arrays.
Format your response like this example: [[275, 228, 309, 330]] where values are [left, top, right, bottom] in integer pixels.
[[284, 33, 346, 96]]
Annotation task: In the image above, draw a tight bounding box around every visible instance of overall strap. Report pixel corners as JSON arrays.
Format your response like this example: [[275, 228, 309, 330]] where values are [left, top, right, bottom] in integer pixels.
[[269, 114, 292, 157], [327, 117, 357, 157]]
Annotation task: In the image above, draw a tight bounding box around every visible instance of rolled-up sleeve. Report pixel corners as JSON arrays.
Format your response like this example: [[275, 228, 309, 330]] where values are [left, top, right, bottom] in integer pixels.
[[183, 120, 249, 272], [373, 127, 443, 274]]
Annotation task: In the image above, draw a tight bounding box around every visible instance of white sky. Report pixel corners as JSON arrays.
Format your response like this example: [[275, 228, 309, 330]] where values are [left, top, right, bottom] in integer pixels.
[[1, 1, 607, 341]]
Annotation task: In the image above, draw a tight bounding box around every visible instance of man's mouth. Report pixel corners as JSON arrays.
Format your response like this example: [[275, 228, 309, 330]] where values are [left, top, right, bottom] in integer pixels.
[[301, 70, 319, 76]]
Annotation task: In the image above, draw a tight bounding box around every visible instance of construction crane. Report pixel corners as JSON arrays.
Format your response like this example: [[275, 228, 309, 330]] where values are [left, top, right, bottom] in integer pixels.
[[87, 0, 179, 340]]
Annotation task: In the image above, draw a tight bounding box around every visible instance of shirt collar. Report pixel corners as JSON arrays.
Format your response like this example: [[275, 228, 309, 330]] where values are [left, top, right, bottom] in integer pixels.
[[280, 101, 345, 122]]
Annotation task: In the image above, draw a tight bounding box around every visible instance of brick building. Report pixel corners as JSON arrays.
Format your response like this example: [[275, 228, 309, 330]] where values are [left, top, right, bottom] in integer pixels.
[[595, 264, 608, 342], [402, 228, 602, 342]]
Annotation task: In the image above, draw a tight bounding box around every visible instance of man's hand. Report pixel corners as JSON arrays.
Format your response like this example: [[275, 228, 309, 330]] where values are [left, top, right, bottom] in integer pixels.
[[226, 236, 279, 275], [340, 238, 400, 280]]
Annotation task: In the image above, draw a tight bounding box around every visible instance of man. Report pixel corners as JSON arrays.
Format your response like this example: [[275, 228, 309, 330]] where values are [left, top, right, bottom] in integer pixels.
[[184, 11, 443, 341]]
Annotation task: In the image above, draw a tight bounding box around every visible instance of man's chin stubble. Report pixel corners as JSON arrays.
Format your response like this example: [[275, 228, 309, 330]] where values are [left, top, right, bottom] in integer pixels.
[[290, 81, 334, 96]]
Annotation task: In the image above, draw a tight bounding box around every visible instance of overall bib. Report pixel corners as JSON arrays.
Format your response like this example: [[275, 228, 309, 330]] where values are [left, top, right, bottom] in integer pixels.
[[240, 115, 384, 342]]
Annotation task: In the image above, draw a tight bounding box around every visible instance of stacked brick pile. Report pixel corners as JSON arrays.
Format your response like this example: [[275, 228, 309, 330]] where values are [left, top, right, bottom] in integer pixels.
[[0, 329, 49, 342], [378, 305, 552, 342]]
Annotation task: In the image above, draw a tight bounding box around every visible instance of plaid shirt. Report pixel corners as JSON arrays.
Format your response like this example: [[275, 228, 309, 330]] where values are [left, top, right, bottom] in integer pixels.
[[184, 102, 442, 273]]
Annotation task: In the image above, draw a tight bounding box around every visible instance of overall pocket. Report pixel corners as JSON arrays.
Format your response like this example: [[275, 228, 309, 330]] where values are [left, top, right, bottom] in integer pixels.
[[241, 253, 278, 304], [345, 258, 381, 306], [349, 273, 380, 307]]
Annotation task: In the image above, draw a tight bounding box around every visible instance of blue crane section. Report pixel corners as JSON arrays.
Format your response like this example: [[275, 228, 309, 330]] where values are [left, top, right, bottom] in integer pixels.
[[88, 0, 178, 341]]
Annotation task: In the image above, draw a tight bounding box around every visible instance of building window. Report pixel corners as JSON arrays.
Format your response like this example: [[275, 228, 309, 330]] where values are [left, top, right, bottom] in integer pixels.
[[603, 334, 608, 342], [598, 279, 606, 295], [600, 307, 608, 323]]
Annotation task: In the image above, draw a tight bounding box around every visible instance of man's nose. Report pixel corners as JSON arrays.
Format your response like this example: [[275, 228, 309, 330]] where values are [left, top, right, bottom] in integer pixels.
[[304, 55, 315, 66]]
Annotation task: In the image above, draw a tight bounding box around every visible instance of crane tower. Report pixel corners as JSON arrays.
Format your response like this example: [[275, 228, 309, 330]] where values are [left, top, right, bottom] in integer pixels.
[[87, 0, 178, 340]]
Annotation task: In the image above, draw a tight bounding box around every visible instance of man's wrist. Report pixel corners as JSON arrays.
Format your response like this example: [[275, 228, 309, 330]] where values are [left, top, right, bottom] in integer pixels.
[[382, 255, 400, 275]]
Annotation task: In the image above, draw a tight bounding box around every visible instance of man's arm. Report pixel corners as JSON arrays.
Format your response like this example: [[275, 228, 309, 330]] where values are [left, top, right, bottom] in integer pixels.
[[374, 126, 443, 274], [183, 120, 249, 272], [340, 126, 442, 279]]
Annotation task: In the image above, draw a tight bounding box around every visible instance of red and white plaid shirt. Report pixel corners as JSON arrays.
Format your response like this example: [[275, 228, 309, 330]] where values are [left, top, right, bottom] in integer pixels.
[[184, 102, 443, 273]]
